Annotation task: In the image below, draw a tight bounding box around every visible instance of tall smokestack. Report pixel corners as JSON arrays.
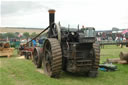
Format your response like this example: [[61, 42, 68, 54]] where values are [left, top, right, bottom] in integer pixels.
[[48, 9, 55, 26], [48, 9, 55, 38]]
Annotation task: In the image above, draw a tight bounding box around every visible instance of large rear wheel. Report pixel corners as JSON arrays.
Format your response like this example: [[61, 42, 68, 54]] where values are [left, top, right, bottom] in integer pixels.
[[33, 47, 42, 68], [42, 38, 62, 78]]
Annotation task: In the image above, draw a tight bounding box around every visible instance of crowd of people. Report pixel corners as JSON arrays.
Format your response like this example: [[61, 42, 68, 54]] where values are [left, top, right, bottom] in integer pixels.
[[96, 32, 128, 42]]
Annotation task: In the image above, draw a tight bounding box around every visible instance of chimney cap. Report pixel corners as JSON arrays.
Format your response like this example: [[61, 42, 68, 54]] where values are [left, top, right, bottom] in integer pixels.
[[48, 9, 56, 13]]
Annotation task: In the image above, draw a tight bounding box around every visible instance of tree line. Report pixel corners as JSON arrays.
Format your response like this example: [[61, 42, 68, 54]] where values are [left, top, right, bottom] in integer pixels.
[[0, 32, 37, 39]]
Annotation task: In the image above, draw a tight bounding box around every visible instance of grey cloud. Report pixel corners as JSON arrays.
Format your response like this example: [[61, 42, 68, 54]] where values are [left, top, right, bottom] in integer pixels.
[[1, 0, 84, 17], [1, 1, 52, 16]]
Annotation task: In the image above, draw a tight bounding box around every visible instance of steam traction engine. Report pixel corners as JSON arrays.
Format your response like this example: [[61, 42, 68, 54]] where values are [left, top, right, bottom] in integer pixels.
[[33, 9, 100, 78]]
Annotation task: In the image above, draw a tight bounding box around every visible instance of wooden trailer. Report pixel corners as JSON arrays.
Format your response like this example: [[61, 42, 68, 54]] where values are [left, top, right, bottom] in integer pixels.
[[0, 42, 14, 58]]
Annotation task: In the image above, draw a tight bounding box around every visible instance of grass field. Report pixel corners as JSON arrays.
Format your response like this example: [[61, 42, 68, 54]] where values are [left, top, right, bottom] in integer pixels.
[[0, 45, 128, 85]]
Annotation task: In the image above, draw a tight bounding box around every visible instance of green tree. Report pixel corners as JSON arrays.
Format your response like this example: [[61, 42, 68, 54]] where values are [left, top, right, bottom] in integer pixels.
[[14, 32, 20, 39], [15, 32, 20, 36], [30, 32, 37, 38], [5, 32, 16, 39], [23, 32, 30, 38], [0, 33, 3, 39], [1, 33, 7, 39]]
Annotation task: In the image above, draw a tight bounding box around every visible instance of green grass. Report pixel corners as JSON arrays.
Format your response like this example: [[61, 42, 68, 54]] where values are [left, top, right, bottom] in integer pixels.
[[0, 46, 128, 85], [100, 45, 128, 63]]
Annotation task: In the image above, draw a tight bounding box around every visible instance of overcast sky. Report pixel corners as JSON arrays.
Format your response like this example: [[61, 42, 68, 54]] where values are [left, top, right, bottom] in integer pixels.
[[0, 0, 128, 30]]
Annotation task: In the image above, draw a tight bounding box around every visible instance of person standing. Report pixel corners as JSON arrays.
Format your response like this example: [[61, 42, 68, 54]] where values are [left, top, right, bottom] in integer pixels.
[[32, 39, 36, 47]]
